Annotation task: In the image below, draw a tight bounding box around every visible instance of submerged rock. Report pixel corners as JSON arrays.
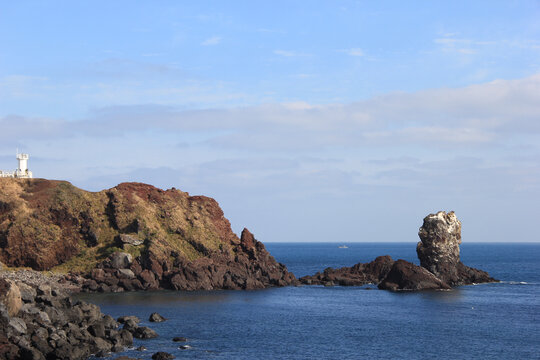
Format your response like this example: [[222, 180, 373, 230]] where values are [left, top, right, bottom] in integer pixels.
[[152, 352, 174, 360]]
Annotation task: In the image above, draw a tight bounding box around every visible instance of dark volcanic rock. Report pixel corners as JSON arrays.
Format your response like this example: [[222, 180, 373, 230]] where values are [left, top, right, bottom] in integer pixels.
[[0, 276, 143, 360], [299, 255, 395, 286], [417, 211, 496, 285], [117, 315, 140, 324], [301, 211, 496, 291], [378, 260, 451, 291], [152, 351, 174, 360], [133, 326, 158, 339], [149, 312, 166, 322]]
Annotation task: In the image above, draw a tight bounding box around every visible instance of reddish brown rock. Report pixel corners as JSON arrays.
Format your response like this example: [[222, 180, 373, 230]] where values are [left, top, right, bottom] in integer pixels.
[[0, 179, 296, 292]]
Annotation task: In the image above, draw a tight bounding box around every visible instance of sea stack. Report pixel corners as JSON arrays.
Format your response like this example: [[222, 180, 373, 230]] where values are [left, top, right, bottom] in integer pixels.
[[300, 210, 497, 291], [417, 211, 462, 285], [417, 211, 496, 286]]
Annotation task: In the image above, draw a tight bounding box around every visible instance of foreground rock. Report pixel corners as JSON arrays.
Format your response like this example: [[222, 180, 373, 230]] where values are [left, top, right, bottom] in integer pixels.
[[0, 179, 296, 292], [378, 260, 451, 291], [301, 211, 497, 291], [417, 211, 496, 286], [0, 275, 154, 360], [149, 312, 166, 322], [152, 352, 174, 360]]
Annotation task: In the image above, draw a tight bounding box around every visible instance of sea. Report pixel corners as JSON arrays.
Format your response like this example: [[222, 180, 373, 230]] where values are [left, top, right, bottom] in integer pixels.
[[79, 243, 540, 359]]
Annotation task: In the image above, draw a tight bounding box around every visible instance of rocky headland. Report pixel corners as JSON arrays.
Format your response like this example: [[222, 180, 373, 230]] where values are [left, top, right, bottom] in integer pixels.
[[300, 211, 497, 291], [0, 178, 296, 292]]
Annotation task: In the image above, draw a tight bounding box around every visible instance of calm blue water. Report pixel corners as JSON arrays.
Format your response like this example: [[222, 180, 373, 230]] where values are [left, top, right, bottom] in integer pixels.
[[80, 243, 540, 360]]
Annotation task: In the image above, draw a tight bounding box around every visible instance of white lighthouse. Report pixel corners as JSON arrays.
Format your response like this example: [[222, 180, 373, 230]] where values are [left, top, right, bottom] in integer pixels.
[[0, 152, 33, 178], [16, 153, 32, 178]]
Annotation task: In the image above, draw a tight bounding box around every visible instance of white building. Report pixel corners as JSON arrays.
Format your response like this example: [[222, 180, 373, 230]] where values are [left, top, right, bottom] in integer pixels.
[[0, 153, 33, 178]]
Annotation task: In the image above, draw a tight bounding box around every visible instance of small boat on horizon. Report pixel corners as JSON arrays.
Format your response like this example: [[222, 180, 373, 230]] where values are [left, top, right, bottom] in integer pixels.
[[338, 245, 348, 249]]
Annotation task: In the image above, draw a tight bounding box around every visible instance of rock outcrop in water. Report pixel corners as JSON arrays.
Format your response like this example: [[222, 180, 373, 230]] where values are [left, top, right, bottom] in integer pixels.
[[299, 256, 394, 286], [417, 211, 495, 286], [378, 259, 451, 291], [0, 178, 296, 292], [301, 211, 497, 291]]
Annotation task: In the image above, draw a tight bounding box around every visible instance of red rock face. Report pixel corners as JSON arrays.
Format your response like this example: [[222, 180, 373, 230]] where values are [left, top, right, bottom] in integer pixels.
[[0, 179, 296, 291]]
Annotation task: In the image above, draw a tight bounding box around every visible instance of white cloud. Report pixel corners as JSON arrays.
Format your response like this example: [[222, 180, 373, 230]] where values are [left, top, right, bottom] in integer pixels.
[[346, 48, 364, 57], [201, 36, 222, 46], [433, 35, 499, 55], [2, 73, 539, 151], [273, 50, 309, 57]]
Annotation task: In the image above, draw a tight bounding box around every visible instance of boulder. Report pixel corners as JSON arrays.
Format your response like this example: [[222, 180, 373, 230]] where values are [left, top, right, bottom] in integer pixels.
[[0, 278, 22, 317], [117, 269, 135, 279], [108, 253, 133, 270], [152, 352, 174, 360], [17, 282, 37, 303], [118, 234, 144, 247], [133, 326, 158, 339], [378, 260, 451, 291], [148, 312, 166, 322], [117, 315, 140, 324]]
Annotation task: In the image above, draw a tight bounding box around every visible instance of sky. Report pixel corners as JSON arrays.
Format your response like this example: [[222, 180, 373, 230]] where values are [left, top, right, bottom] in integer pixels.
[[1, 1, 539, 243]]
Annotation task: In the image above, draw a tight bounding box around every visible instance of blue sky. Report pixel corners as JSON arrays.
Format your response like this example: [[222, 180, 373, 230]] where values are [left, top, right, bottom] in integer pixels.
[[1, 1, 539, 242]]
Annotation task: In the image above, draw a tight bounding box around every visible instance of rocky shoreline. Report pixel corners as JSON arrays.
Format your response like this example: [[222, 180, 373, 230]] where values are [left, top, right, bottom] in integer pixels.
[[70, 228, 297, 294], [0, 276, 135, 360], [0, 272, 187, 360]]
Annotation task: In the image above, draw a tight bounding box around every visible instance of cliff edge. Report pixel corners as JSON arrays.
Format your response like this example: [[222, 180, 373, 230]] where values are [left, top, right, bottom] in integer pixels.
[[0, 178, 295, 291]]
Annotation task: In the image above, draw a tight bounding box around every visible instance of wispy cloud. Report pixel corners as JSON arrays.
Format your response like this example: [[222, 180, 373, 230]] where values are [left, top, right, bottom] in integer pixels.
[[344, 48, 364, 57], [273, 50, 310, 57], [201, 36, 222, 46], [3, 73, 539, 151], [433, 35, 497, 55]]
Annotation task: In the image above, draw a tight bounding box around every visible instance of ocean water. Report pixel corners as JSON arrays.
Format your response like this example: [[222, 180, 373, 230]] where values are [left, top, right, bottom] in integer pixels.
[[80, 243, 540, 359]]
